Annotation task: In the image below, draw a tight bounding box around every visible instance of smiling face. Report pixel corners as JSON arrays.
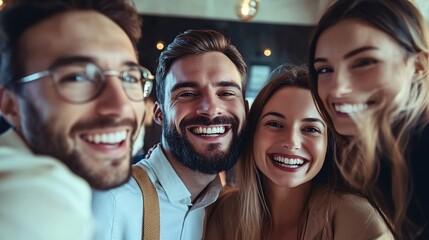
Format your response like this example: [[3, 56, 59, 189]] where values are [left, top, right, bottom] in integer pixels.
[[156, 52, 246, 174], [11, 11, 145, 189], [254, 87, 327, 188], [314, 18, 418, 136]]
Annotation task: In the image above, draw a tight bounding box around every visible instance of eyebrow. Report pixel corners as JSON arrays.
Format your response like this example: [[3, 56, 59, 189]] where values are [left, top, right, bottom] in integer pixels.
[[50, 56, 139, 69], [261, 112, 284, 119], [302, 118, 326, 128], [313, 46, 379, 64], [261, 112, 326, 128], [170, 80, 242, 92]]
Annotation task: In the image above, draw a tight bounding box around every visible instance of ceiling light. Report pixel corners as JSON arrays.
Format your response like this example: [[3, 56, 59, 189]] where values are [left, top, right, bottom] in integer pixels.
[[263, 48, 271, 57], [156, 41, 164, 51], [236, 0, 259, 21], [0, 0, 5, 10]]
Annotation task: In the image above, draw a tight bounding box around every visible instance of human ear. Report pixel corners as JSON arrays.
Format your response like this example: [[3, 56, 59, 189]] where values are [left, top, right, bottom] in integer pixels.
[[0, 87, 19, 128], [412, 51, 428, 82], [153, 101, 164, 126]]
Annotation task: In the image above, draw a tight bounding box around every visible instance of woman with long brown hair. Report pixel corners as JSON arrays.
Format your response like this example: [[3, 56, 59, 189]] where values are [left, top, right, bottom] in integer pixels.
[[308, 0, 429, 238], [204, 65, 392, 239]]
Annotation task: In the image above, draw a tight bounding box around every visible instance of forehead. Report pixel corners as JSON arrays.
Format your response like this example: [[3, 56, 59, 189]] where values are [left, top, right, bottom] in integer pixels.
[[316, 18, 403, 57], [19, 10, 136, 72], [165, 52, 242, 90], [263, 87, 321, 119]]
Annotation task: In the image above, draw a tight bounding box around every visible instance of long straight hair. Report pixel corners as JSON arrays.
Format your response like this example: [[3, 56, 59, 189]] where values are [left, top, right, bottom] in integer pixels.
[[307, 0, 429, 238], [236, 65, 337, 240]]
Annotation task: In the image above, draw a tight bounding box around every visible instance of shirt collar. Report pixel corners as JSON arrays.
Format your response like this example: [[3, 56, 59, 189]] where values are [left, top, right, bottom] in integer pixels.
[[146, 146, 191, 203]]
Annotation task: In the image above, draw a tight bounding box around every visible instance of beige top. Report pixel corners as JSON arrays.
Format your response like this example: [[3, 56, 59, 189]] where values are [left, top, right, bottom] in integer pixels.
[[205, 185, 393, 240]]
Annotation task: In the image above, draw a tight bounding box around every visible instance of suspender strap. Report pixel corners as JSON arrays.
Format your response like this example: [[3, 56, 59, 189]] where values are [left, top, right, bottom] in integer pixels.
[[132, 165, 160, 240]]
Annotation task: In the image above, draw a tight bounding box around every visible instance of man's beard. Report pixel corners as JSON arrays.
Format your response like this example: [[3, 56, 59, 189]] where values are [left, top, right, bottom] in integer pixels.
[[21, 100, 136, 189], [162, 115, 244, 175]]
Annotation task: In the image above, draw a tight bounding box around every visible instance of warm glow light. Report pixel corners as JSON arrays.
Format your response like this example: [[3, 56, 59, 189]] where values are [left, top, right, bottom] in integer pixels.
[[0, 0, 5, 10], [263, 48, 271, 57], [236, 0, 259, 21], [156, 41, 164, 51]]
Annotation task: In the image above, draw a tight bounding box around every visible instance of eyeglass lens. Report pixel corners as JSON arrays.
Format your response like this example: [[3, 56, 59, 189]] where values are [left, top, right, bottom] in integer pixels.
[[52, 62, 153, 103]]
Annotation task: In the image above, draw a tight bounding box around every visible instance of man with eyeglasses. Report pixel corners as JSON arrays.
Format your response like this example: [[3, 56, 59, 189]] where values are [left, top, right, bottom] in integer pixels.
[[0, 1, 152, 239]]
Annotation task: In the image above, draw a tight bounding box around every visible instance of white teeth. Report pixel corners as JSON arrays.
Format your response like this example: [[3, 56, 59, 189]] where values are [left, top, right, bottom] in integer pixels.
[[334, 103, 368, 114], [192, 126, 226, 135], [85, 130, 127, 144], [273, 156, 305, 167]]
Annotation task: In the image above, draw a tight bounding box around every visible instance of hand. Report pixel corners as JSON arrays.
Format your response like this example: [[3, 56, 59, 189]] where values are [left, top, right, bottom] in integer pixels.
[[145, 143, 160, 159]]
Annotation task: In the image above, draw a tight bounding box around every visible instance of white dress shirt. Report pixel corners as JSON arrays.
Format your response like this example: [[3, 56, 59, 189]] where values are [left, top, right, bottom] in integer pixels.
[[92, 146, 222, 240]]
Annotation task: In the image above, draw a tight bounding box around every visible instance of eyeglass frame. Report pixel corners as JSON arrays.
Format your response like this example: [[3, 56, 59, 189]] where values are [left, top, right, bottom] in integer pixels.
[[12, 61, 154, 104]]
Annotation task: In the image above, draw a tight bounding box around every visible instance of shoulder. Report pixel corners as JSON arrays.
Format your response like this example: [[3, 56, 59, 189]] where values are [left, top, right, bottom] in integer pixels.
[[206, 187, 240, 221], [92, 175, 143, 207], [204, 187, 240, 240], [92, 175, 146, 240], [0, 148, 93, 239], [329, 191, 393, 239], [215, 187, 240, 209]]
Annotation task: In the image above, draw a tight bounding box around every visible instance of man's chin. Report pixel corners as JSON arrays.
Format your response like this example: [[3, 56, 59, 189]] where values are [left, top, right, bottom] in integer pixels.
[[89, 168, 131, 190], [72, 156, 132, 190]]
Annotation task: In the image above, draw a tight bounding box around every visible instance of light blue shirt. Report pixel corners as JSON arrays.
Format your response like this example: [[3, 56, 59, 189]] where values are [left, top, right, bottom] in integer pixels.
[[92, 146, 222, 240]]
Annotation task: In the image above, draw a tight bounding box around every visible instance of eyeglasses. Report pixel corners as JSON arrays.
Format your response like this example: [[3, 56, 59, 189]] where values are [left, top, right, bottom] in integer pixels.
[[16, 62, 154, 103]]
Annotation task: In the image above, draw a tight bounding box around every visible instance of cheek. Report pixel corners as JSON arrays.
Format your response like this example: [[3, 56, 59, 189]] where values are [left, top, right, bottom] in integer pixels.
[[308, 138, 328, 168], [317, 84, 330, 106]]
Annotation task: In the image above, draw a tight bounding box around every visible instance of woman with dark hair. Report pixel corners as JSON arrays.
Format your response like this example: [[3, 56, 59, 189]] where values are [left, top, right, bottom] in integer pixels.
[[308, 0, 429, 238], [204, 65, 392, 239]]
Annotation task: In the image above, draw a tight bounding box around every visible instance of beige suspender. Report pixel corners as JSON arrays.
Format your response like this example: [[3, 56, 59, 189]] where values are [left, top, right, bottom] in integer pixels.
[[131, 165, 160, 240]]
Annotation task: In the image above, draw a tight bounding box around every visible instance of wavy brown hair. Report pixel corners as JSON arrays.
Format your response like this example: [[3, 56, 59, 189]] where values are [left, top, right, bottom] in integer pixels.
[[307, 0, 429, 238]]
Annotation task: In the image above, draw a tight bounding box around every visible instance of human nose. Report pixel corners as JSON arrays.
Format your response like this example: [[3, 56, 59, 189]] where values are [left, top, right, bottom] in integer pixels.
[[196, 93, 222, 118], [329, 69, 353, 97], [282, 129, 301, 150], [95, 76, 135, 117]]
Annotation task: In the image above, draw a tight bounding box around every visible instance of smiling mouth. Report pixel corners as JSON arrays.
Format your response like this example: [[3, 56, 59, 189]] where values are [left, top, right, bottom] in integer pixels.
[[333, 103, 370, 114], [189, 126, 229, 136], [273, 155, 306, 168], [82, 130, 128, 145]]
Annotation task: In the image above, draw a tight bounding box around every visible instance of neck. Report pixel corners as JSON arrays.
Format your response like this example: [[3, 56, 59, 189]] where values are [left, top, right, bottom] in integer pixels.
[[263, 179, 312, 239], [161, 143, 216, 203]]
